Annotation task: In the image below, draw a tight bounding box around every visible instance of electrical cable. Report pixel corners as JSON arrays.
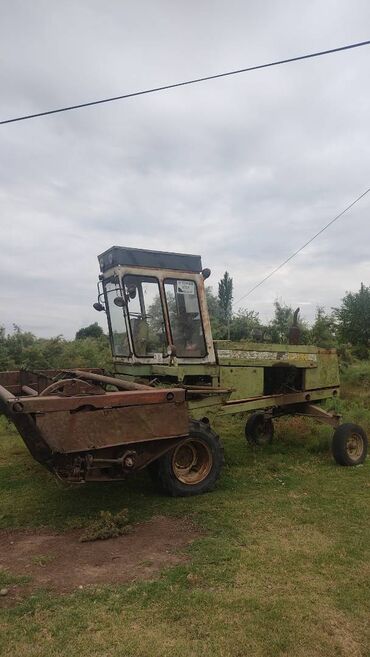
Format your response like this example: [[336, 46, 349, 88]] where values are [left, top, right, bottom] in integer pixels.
[[1, 39, 370, 125], [234, 187, 370, 305]]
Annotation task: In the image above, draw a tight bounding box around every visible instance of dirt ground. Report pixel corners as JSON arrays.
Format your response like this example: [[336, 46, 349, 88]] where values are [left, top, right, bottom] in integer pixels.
[[0, 515, 200, 601]]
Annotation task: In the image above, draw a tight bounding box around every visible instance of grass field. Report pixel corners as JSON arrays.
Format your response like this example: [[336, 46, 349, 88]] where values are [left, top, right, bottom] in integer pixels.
[[0, 364, 369, 657]]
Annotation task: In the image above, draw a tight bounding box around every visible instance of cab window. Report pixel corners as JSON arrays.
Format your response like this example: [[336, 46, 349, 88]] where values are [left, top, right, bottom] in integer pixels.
[[105, 281, 130, 356], [164, 279, 206, 357], [123, 275, 167, 357]]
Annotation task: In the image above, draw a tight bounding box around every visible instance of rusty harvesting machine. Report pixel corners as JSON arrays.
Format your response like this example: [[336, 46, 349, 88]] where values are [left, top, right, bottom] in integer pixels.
[[0, 246, 367, 496]]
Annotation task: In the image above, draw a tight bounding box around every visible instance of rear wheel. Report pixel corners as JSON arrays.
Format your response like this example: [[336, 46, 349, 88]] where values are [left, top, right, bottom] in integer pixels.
[[245, 411, 274, 446], [332, 423, 368, 466], [154, 420, 224, 497]]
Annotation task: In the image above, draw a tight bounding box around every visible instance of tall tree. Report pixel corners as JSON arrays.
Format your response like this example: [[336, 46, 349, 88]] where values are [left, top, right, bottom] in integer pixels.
[[334, 283, 370, 349], [218, 272, 233, 339], [205, 287, 227, 339], [310, 306, 336, 348], [269, 301, 294, 343]]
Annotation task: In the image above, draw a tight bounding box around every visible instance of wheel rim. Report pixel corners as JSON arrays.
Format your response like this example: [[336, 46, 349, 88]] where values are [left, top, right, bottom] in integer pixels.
[[346, 433, 364, 460], [172, 439, 212, 484]]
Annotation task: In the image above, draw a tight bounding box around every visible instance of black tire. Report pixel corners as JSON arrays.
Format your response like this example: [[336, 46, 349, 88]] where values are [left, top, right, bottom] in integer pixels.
[[332, 423, 368, 466], [147, 459, 159, 483], [245, 411, 274, 446], [155, 420, 224, 497]]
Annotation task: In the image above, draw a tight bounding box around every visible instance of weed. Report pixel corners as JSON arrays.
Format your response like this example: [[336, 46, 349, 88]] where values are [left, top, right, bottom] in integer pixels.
[[79, 509, 130, 542], [31, 554, 55, 567]]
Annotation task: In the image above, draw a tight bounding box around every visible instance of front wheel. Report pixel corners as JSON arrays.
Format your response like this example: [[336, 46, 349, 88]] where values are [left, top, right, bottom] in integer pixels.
[[154, 420, 224, 497], [332, 423, 368, 466]]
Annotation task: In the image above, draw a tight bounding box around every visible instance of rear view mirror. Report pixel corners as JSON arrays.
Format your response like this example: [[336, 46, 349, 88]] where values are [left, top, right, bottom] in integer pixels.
[[128, 286, 137, 300], [113, 296, 125, 307], [93, 302, 105, 312]]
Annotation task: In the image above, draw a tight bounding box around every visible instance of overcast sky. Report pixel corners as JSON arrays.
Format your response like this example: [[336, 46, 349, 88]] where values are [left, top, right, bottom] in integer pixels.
[[1, 0, 369, 338]]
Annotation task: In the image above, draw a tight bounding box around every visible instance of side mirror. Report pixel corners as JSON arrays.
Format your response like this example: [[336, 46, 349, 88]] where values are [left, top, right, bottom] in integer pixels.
[[113, 296, 125, 307], [93, 302, 105, 312], [128, 286, 137, 300], [202, 268, 211, 280]]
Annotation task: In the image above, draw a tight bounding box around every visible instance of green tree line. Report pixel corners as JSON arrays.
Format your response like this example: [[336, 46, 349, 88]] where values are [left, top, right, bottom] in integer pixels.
[[208, 275, 369, 356], [1, 280, 369, 370]]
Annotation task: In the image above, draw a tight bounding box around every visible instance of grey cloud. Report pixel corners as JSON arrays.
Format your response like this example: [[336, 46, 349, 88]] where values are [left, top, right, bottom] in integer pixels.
[[1, 0, 370, 337]]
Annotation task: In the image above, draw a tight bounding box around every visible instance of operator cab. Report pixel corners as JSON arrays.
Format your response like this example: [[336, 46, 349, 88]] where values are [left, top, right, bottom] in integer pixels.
[[95, 246, 215, 365]]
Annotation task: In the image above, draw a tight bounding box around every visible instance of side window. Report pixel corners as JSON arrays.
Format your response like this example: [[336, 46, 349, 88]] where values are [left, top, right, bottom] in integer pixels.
[[105, 281, 130, 356], [123, 275, 167, 357], [164, 279, 206, 357]]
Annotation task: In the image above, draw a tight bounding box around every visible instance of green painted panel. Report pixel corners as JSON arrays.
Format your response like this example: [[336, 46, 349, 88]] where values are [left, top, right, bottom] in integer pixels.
[[214, 341, 319, 353], [304, 353, 340, 390], [114, 363, 219, 380], [114, 364, 152, 377], [219, 366, 264, 400], [221, 387, 338, 415]]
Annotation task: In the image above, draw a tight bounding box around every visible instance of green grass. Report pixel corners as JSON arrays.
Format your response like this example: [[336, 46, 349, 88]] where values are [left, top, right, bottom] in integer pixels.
[[0, 372, 369, 657]]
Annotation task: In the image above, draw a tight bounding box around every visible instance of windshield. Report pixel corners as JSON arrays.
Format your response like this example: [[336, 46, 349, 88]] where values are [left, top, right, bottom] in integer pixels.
[[164, 279, 206, 357], [105, 281, 130, 356], [123, 275, 167, 357]]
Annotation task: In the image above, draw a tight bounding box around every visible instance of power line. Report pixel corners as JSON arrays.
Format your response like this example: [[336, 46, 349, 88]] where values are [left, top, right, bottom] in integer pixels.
[[235, 187, 370, 306], [1, 39, 370, 126]]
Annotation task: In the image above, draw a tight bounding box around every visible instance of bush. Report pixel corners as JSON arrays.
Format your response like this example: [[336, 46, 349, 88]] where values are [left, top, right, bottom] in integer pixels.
[[352, 345, 369, 360], [0, 326, 111, 371]]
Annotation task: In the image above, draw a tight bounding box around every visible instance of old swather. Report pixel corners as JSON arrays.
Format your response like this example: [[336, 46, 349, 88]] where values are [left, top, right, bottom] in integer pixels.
[[0, 246, 367, 495]]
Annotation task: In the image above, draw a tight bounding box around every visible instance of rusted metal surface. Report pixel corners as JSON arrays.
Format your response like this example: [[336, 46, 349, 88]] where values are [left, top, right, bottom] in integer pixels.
[[35, 398, 189, 453], [0, 368, 103, 396], [0, 393, 53, 467], [0, 385, 15, 402], [171, 439, 212, 484], [62, 369, 151, 391], [39, 378, 106, 397], [21, 385, 38, 397], [0, 369, 189, 483], [282, 403, 341, 428], [8, 388, 184, 414], [52, 436, 189, 482]]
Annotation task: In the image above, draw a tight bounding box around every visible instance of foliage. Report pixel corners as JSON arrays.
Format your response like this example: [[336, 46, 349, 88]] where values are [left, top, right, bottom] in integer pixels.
[[229, 308, 261, 341], [336, 343, 353, 369], [207, 288, 262, 341], [217, 271, 233, 328], [0, 326, 111, 371], [310, 306, 336, 348], [334, 283, 370, 350], [75, 322, 104, 340], [205, 287, 227, 339], [267, 300, 310, 344], [2, 280, 370, 371]]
